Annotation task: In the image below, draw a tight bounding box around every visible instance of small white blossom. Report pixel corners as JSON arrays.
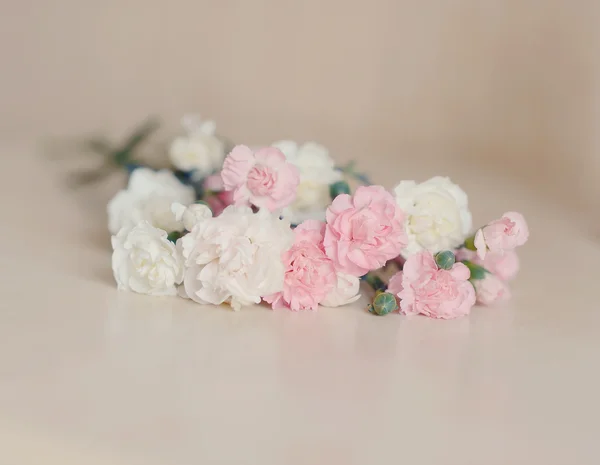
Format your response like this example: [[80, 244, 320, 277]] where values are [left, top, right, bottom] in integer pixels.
[[171, 202, 212, 231], [394, 176, 472, 257], [179, 206, 294, 311], [107, 168, 195, 234], [111, 221, 184, 296], [272, 140, 342, 224], [320, 272, 361, 307], [169, 114, 225, 177]]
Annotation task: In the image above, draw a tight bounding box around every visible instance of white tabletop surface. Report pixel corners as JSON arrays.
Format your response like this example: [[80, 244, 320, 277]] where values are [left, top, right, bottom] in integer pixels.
[[1, 141, 598, 464]]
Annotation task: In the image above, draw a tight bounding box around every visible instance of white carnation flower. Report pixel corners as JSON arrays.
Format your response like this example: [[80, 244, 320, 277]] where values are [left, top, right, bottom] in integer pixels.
[[320, 272, 361, 307], [171, 202, 212, 231], [272, 140, 342, 224], [111, 221, 184, 296], [179, 205, 294, 311], [394, 176, 472, 257], [107, 168, 195, 234], [169, 114, 225, 177]]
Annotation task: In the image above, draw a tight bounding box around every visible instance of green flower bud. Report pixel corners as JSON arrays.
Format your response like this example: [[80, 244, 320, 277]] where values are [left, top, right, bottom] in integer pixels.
[[434, 250, 456, 270], [329, 181, 351, 200], [368, 291, 399, 316]]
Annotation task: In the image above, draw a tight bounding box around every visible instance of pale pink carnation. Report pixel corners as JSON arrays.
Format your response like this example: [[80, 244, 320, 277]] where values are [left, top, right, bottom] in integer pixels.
[[324, 185, 408, 276], [456, 248, 520, 282], [202, 173, 234, 216], [475, 211, 529, 259], [264, 220, 336, 311], [221, 145, 300, 211], [473, 274, 511, 305], [389, 251, 476, 319], [204, 191, 233, 217], [387, 271, 404, 296], [203, 173, 225, 192]]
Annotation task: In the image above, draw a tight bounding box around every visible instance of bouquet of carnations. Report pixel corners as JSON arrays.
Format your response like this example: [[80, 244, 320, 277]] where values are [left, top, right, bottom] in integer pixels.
[[103, 115, 529, 318]]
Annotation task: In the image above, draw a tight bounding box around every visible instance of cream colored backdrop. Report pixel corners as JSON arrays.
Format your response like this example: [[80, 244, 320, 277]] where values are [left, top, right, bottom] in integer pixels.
[[1, 0, 599, 214]]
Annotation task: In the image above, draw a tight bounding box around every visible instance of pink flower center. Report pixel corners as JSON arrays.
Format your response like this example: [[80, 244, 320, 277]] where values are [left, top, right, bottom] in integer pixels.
[[247, 165, 277, 196], [417, 270, 458, 305], [502, 218, 516, 235]]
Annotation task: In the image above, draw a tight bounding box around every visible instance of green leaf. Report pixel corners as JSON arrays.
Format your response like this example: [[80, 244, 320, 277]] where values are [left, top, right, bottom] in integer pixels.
[[463, 235, 477, 251], [112, 118, 160, 166], [167, 231, 184, 243], [363, 272, 386, 291], [461, 260, 488, 280], [435, 250, 455, 270]]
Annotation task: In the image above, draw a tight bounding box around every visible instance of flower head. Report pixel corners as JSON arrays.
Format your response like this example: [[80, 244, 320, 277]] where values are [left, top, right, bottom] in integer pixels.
[[472, 274, 511, 305], [221, 145, 300, 212], [324, 185, 407, 276], [202, 173, 235, 216], [320, 272, 361, 307], [273, 140, 342, 224], [394, 176, 472, 257], [107, 168, 195, 234], [171, 202, 212, 231], [456, 248, 520, 282], [179, 206, 293, 311], [169, 115, 225, 176], [111, 221, 184, 296], [264, 220, 336, 311], [474, 212, 529, 259], [388, 251, 476, 319]]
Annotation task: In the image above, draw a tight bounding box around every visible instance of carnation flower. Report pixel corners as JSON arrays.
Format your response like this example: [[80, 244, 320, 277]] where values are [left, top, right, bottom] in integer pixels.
[[202, 173, 235, 216], [388, 251, 476, 319], [324, 185, 407, 276], [107, 168, 195, 234], [394, 176, 472, 258], [472, 274, 511, 305], [455, 248, 520, 282], [320, 272, 361, 307], [168, 115, 225, 177], [179, 206, 294, 311], [474, 211, 529, 259], [221, 145, 300, 212], [272, 140, 342, 224], [111, 221, 184, 296], [264, 220, 336, 311], [171, 202, 212, 231]]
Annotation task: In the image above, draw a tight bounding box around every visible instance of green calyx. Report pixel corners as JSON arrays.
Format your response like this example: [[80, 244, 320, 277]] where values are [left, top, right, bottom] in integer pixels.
[[368, 291, 399, 316], [461, 260, 488, 280], [434, 250, 456, 270]]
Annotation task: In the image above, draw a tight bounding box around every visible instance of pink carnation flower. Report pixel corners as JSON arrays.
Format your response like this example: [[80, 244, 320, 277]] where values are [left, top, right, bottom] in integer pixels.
[[203, 173, 234, 216], [221, 145, 300, 212], [264, 220, 336, 311], [473, 274, 511, 306], [203, 173, 225, 192], [474, 211, 529, 259], [388, 251, 476, 319], [456, 248, 520, 282], [323, 185, 408, 276]]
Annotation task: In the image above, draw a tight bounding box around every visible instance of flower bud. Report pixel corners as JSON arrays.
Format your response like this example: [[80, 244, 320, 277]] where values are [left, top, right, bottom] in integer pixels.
[[434, 250, 455, 270], [368, 291, 399, 316], [329, 181, 351, 200]]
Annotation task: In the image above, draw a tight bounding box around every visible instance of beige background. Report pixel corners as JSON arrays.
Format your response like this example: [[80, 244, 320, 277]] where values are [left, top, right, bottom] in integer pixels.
[[1, 0, 599, 217]]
